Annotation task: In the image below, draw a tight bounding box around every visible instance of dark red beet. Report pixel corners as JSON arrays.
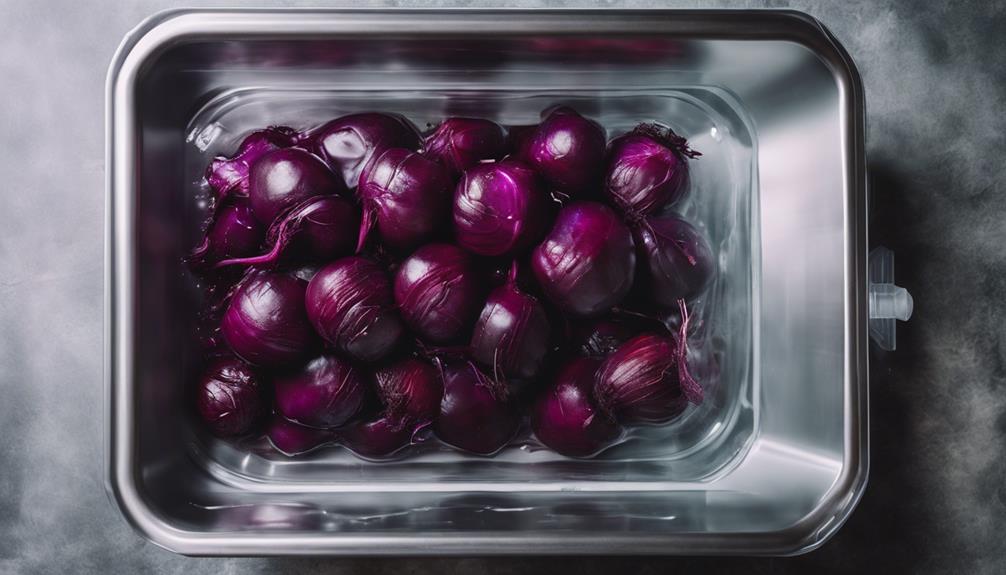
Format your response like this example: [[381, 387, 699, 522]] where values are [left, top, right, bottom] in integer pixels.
[[311, 112, 421, 188], [206, 126, 298, 199], [195, 357, 265, 437], [434, 361, 518, 455], [221, 273, 317, 368], [572, 316, 647, 359], [339, 357, 442, 459], [470, 265, 551, 380], [531, 202, 636, 317], [267, 415, 334, 456], [248, 147, 346, 225], [424, 117, 506, 175], [635, 214, 715, 306], [340, 416, 414, 459], [594, 331, 702, 425], [394, 244, 484, 344], [188, 199, 264, 269], [216, 195, 359, 268], [604, 123, 700, 217], [305, 257, 404, 363], [357, 147, 453, 252], [374, 357, 443, 425], [523, 107, 606, 197], [532, 358, 620, 457], [453, 159, 548, 257], [273, 354, 366, 429]]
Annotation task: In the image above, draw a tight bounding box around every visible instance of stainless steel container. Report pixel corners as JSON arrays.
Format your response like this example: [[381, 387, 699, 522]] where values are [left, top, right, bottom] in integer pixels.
[[106, 9, 882, 556]]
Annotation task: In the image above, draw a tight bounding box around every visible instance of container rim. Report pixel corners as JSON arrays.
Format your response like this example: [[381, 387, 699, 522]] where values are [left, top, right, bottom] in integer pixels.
[[105, 8, 868, 556]]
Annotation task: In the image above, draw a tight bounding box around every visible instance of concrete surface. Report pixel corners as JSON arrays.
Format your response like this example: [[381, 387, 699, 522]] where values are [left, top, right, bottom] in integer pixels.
[[1, 0, 1004, 573]]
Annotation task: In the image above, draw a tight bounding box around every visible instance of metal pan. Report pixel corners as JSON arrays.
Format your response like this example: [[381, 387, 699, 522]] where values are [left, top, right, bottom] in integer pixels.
[[107, 9, 870, 556]]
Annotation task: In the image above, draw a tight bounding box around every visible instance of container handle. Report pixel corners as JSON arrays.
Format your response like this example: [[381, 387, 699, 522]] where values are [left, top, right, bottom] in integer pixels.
[[868, 246, 913, 350]]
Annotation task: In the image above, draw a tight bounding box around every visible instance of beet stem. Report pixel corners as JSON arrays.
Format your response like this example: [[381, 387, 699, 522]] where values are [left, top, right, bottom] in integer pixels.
[[676, 298, 703, 404], [356, 206, 375, 254], [632, 123, 702, 159]]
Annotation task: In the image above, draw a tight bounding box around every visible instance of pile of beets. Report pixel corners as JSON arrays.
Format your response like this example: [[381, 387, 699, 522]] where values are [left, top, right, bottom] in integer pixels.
[[190, 106, 715, 459]]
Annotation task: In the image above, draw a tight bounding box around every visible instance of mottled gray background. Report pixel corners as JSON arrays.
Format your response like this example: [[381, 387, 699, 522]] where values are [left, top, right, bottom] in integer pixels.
[[1, 0, 1003, 573]]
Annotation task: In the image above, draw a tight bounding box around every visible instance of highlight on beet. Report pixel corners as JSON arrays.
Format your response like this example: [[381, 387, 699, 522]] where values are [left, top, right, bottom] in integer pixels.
[[357, 147, 453, 253], [523, 106, 606, 197], [310, 112, 421, 189], [531, 201, 636, 317], [221, 272, 318, 368], [206, 126, 298, 199], [531, 357, 621, 457], [394, 243, 484, 344], [424, 117, 506, 176], [273, 354, 366, 429], [603, 123, 700, 217], [470, 263, 551, 380], [305, 256, 404, 363], [453, 159, 549, 257], [247, 147, 347, 225]]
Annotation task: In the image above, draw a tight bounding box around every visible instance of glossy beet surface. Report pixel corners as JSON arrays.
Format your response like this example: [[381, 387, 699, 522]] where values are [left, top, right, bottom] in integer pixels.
[[189, 199, 264, 268], [524, 107, 606, 197], [206, 126, 297, 199], [604, 123, 700, 216], [531, 202, 636, 317], [216, 195, 359, 268], [635, 214, 716, 306], [394, 244, 484, 344], [424, 117, 506, 175], [192, 105, 720, 462], [311, 112, 421, 188], [532, 358, 621, 457], [248, 147, 346, 225], [221, 273, 316, 368], [274, 355, 366, 429], [453, 159, 548, 257], [594, 333, 689, 424], [434, 361, 518, 455], [357, 147, 453, 252], [470, 276, 551, 380], [305, 257, 404, 362], [195, 358, 265, 437]]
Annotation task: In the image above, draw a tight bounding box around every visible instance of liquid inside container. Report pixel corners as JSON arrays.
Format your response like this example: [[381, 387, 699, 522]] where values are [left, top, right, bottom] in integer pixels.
[[111, 11, 865, 555], [184, 86, 757, 485]]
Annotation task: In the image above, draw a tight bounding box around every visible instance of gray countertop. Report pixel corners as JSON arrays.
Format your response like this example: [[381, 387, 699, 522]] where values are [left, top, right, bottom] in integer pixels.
[[2, 0, 1004, 573]]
